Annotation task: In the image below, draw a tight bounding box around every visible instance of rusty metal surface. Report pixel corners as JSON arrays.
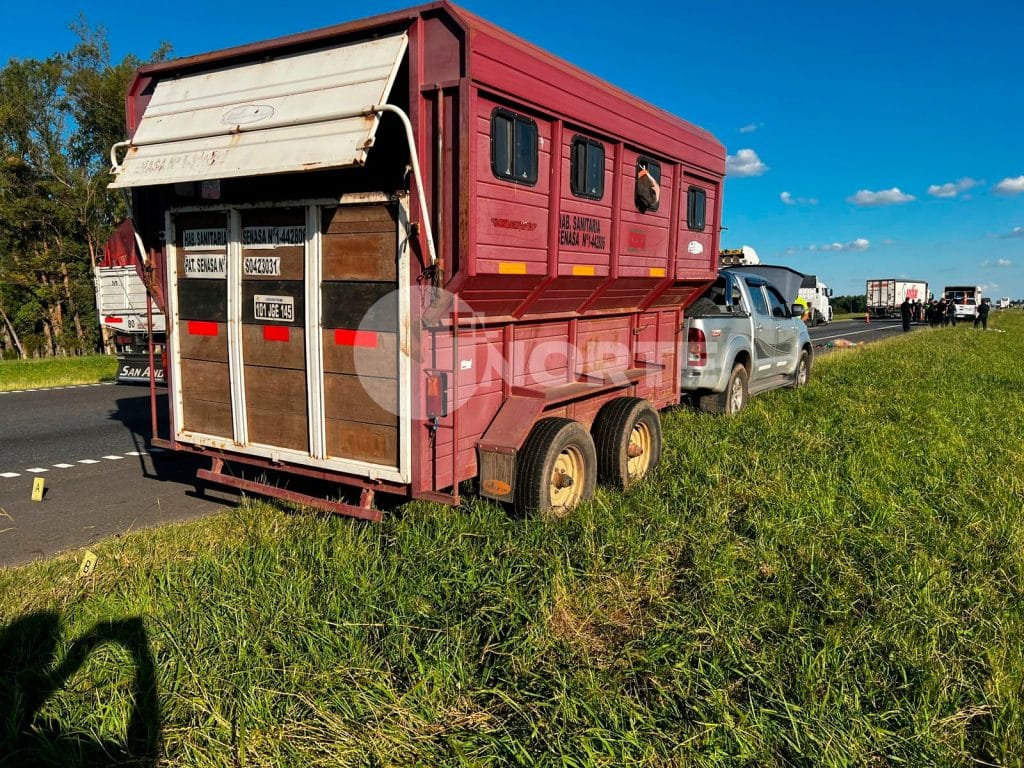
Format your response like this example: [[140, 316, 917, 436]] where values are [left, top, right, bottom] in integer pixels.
[[197, 468, 383, 522], [112, 34, 408, 188], [476, 395, 544, 452]]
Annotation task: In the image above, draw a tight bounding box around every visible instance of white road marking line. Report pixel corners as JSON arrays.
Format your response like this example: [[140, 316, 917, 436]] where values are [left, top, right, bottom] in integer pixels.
[[2, 449, 145, 477]]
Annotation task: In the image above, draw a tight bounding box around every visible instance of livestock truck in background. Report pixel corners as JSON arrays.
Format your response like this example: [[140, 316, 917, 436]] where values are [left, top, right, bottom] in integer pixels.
[[866, 279, 929, 318], [95, 221, 166, 383], [106, 1, 726, 520]]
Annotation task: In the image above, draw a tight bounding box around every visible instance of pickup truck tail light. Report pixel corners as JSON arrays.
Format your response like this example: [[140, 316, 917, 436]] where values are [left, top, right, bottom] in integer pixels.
[[687, 327, 707, 366]]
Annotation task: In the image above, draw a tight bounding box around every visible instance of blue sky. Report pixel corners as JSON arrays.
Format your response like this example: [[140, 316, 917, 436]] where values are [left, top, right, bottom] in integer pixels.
[[6, 0, 1023, 298]]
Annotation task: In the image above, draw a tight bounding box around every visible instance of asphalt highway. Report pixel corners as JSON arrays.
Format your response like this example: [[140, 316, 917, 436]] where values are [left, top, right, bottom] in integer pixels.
[[807, 316, 922, 350], [0, 384, 237, 567]]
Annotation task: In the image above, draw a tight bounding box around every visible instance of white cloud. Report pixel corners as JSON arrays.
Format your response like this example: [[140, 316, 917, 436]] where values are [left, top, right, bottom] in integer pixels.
[[927, 178, 980, 198], [999, 258, 1012, 266], [809, 238, 871, 252], [781, 191, 818, 206], [726, 148, 768, 177], [847, 188, 916, 206], [739, 123, 761, 134], [1003, 226, 1024, 239], [994, 176, 1024, 195]]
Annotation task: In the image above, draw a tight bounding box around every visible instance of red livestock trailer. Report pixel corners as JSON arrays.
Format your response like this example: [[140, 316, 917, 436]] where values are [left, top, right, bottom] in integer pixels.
[[108, 1, 726, 519]]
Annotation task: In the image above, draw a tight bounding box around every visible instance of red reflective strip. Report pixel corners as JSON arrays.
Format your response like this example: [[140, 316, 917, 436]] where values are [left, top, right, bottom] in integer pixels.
[[105, 316, 124, 324], [187, 321, 219, 336], [262, 325, 290, 342], [334, 329, 378, 348]]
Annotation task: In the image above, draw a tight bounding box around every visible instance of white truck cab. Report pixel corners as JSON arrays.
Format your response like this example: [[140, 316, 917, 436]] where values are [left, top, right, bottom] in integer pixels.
[[798, 276, 833, 325]]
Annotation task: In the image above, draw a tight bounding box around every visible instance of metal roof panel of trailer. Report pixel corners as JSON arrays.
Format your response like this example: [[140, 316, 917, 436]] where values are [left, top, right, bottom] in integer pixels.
[[128, 1, 724, 171]]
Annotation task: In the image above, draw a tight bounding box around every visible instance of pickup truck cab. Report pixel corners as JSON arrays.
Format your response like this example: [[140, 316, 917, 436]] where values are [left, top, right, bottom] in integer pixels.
[[683, 268, 813, 413]]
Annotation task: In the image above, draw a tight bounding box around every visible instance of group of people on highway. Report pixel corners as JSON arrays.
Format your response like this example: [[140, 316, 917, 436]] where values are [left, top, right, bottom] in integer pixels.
[[900, 297, 990, 331]]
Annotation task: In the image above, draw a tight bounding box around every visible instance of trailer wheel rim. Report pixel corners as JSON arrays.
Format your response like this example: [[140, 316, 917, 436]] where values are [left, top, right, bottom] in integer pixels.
[[728, 375, 745, 412], [550, 445, 585, 515], [626, 421, 652, 480]]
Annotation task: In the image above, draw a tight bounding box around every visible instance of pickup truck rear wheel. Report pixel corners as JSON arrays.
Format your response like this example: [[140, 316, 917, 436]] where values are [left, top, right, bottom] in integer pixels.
[[592, 397, 662, 489], [792, 350, 811, 388], [699, 363, 748, 414], [515, 418, 597, 520]]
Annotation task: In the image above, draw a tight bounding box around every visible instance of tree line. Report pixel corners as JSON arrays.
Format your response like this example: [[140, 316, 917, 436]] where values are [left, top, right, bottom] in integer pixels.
[[832, 294, 868, 314], [0, 24, 167, 359]]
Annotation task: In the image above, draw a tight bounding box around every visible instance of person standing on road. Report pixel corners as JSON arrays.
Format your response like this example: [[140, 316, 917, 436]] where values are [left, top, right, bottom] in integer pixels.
[[974, 300, 990, 330], [900, 297, 912, 332]]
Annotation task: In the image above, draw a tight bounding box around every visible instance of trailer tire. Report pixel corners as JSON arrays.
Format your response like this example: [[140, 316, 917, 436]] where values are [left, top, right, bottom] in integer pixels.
[[592, 397, 662, 489], [514, 418, 597, 520], [698, 363, 748, 415]]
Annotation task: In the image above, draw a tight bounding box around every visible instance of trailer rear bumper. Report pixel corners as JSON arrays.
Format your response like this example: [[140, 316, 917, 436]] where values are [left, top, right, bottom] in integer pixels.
[[151, 437, 411, 520]]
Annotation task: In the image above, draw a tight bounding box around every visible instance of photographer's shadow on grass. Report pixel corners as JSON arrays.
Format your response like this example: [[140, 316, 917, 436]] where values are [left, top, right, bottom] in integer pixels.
[[0, 610, 161, 767]]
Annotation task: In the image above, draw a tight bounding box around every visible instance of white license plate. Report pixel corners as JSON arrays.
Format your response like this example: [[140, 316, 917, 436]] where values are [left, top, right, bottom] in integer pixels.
[[254, 294, 294, 322]]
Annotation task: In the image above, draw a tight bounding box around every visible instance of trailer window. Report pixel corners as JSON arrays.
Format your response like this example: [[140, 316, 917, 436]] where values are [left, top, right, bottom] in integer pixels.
[[570, 136, 605, 199], [687, 186, 707, 231], [635, 158, 661, 212], [491, 109, 538, 185]]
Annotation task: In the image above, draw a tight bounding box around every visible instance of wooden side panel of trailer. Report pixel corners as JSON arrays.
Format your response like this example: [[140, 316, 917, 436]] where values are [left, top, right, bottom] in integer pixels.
[[173, 212, 233, 439]]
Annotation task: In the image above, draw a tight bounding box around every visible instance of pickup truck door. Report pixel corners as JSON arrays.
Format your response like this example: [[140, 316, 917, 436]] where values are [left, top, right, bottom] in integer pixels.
[[742, 279, 776, 380], [766, 284, 800, 371]]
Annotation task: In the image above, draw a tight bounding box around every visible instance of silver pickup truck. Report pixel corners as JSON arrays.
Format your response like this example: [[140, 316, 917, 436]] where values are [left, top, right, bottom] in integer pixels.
[[682, 268, 813, 413]]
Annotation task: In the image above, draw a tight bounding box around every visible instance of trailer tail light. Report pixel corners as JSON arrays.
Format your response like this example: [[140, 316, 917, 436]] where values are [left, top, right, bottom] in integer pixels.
[[425, 371, 449, 419], [687, 327, 707, 366]]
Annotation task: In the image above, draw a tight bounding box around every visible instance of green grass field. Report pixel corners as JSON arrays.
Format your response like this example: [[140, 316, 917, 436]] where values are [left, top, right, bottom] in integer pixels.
[[0, 354, 118, 391], [2, 314, 1022, 766]]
